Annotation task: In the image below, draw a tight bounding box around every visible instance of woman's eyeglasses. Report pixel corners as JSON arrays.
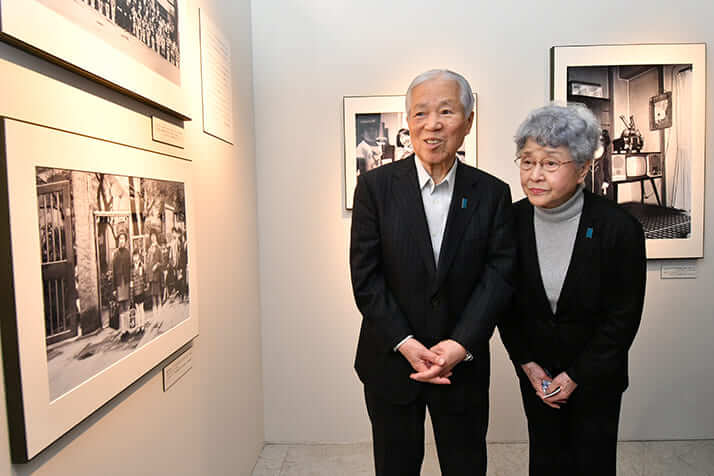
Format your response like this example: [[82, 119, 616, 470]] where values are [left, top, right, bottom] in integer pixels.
[[514, 156, 575, 172]]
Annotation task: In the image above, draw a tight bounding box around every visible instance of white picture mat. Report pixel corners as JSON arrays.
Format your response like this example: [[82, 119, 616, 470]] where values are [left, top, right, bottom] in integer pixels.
[[3, 119, 199, 459], [343, 95, 478, 210], [0, 0, 190, 119], [552, 43, 706, 259], [199, 9, 234, 144]]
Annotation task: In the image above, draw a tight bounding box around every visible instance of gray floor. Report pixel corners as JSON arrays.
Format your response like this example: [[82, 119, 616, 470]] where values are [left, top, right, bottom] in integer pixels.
[[252, 440, 714, 475]]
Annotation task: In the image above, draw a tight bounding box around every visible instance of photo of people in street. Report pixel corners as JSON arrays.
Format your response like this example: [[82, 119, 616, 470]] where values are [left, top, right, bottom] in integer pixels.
[[36, 166, 190, 400]]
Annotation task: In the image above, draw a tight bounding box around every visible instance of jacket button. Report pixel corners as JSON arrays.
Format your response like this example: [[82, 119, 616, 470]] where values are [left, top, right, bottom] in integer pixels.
[[431, 297, 441, 307]]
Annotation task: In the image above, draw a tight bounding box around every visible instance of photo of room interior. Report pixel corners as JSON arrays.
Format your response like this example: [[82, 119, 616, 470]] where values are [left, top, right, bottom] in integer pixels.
[[567, 64, 693, 239]]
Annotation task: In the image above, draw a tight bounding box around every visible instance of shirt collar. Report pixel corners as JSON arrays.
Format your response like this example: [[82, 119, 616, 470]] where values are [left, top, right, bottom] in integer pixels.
[[415, 156, 458, 192]]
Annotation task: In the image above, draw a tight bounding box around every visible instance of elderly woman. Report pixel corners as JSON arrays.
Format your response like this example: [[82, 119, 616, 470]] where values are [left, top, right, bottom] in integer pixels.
[[499, 104, 646, 476]]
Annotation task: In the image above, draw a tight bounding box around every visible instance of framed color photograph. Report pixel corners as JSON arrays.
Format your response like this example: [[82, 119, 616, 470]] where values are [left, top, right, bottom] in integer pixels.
[[0, 0, 189, 120], [343, 95, 478, 210], [0, 118, 199, 462], [551, 43, 706, 259]]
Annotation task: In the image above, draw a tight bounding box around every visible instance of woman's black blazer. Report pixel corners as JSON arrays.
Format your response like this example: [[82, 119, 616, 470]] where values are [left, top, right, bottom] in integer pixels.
[[499, 190, 646, 392]]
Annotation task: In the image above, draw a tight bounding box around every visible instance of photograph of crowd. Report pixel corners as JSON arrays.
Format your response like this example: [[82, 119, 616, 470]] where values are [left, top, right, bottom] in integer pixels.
[[36, 166, 190, 400], [37, 0, 180, 83]]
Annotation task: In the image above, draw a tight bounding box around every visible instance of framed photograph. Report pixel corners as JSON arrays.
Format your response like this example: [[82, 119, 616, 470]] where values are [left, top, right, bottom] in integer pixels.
[[0, 0, 190, 120], [650, 91, 673, 130], [343, 95, 478, 210], [0, 118, 198, 462], [551, 43, 706, 259]]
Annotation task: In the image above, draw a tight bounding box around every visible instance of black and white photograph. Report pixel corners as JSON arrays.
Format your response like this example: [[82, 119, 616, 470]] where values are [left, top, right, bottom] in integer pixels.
[[551, 44, 706, 258], [37, 0, 180, 83], [0, 0, 189, 118], [38, 167, 190, 400], [566, 63, 691, 239], [354, 112, 408, 175], [344, 95, 477, 209], [1, 118, 198, 461]]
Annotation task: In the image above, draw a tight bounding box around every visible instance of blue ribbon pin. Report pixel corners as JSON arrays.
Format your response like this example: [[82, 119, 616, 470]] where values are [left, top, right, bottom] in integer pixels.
[[586, 227, 593, 239], [461, 198, 468, 209]]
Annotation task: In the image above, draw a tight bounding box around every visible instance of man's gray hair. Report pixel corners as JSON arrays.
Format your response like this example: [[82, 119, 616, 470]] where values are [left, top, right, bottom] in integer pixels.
[[405, 69, 475, 117], [514, 103, 601, 167]]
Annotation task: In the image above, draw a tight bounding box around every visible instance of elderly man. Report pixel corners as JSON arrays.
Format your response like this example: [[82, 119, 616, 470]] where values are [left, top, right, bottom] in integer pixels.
[[350, 70, 516, 476]]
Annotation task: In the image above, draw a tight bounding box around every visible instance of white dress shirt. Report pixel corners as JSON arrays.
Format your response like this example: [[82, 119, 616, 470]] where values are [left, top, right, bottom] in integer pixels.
[[415, 156, 457, 266]]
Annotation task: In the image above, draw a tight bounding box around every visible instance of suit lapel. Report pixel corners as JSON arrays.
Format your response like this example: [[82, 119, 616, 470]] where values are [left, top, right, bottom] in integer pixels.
[[434, 161, 481, 289], [556, 191, 597, 316], [392, 156, 437, 276], [521, 204, 554, 316]]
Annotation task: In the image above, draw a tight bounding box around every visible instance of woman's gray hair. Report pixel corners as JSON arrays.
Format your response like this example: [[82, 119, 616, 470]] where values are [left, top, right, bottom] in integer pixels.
[[514, 103, 601, 167], [405, 69, 474, 117]]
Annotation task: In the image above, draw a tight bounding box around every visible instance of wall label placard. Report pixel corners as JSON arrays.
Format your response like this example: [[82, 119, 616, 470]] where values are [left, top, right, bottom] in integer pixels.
[[152, 116, 186, 149], [163, 346, 193, 392], [198, 9, 234, 144], [660, 261, 697, 279]]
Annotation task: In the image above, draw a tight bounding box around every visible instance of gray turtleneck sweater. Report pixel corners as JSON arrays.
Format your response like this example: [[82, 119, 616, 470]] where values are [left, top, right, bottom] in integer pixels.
[[534, 185, 585, 314]]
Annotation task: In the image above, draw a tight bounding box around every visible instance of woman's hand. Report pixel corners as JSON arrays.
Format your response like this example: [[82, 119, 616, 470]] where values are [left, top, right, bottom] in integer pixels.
[[542, 371, 577, 408], [520, 362, 550, 396]]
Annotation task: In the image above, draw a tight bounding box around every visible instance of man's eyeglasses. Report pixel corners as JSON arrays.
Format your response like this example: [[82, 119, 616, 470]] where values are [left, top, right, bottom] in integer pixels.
[[514, 156, 575, 173]]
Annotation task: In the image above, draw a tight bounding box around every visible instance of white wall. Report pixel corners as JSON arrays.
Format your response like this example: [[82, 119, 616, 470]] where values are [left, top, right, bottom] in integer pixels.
[[253, 0, 714, 443], [0, 0, 264, 474]]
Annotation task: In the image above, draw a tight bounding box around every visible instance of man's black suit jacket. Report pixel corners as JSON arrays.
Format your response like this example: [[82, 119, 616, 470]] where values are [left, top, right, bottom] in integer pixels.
[[499, 190, 646, 392], [350, 156, 515, 406]]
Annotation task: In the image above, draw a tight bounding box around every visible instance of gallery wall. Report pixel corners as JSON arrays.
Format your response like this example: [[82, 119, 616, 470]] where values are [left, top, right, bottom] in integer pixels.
[[0, 0, 263, 475], [252, 0, 714, 443]]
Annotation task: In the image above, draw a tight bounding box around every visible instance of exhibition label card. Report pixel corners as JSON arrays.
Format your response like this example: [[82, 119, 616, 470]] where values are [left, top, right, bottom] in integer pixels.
[[163, 346, 193, 391], [660, 261, 697, 279], [152, 116, 186, 149], [199, 9, 234, 144]]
